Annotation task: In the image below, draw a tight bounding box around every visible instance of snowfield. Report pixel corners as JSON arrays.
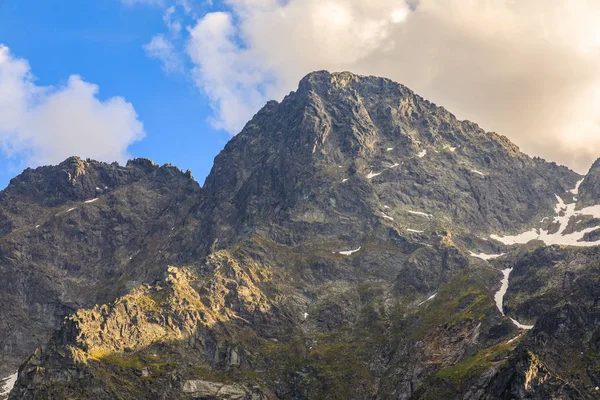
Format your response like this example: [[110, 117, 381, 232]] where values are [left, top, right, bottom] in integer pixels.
[[1, 372, 17, 397], [491, 184, 600, 247], [469, 252, 504, 260]]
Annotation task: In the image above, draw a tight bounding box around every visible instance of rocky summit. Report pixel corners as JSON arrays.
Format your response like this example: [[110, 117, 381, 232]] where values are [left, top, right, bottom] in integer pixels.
[[2, 71, 600, 399]]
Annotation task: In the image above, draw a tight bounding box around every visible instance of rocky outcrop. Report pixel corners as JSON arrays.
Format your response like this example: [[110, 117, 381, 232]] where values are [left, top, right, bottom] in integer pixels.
[[0, 157, 200, 377], [8, 253, 276, 399], [182, 379, 261, 399]]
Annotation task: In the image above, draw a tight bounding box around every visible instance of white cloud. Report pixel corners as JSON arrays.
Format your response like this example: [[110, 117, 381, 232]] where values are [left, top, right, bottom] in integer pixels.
[[163, 6, 182, 35], [186, 0, 409, 133], [144, 34, 184, 73], [182, 0, 600, 173], [186, 11, 278, 132], [0, 45, 144, 167]]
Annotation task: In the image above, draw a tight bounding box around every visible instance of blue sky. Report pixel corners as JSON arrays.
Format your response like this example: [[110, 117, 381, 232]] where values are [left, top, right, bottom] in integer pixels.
[[0, 0, 230, 188], [1, 0, 599, 190]]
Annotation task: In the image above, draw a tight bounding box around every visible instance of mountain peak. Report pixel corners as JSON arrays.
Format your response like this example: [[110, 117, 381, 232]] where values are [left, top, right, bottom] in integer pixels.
[[296, 70, 413, 105], [299, 70, 399, 89], [299, 70, 373, 90], [199, 71, 578, 254]]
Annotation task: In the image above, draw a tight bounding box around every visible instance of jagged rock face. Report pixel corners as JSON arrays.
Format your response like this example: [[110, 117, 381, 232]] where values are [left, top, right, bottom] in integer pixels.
[[4, 71, 600, 400], [409, 245, 600, 400], [201, 71, 577, 254], [0, 157, 201, 377]]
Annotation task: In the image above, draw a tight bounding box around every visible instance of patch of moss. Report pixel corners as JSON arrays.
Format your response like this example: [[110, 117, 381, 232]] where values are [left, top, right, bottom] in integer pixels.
[[99, 353, 145, 369], [430, 340, 519, 391], [257, 326, 381, 399], [405, 268, 497, 341]]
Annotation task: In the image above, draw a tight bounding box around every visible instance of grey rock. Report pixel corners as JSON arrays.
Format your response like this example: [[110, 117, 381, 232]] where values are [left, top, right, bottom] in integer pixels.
[[182, 380, 247, 399]]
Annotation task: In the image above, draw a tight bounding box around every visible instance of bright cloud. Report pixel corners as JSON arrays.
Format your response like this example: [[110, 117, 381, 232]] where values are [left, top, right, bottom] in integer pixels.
[[163, 6, 183, 35], [185, 0, 409, 133], [186, 11, 280, 132], [177, 0, 600, 173], [144, 34, 184, 73], [0, 45, 144, 167]]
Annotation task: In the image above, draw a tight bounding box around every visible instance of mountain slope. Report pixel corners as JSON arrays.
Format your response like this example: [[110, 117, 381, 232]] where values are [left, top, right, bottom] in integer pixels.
[[200, 71, 578, 254], [0, 157, 201, 378], [3, 71, 600, 399]]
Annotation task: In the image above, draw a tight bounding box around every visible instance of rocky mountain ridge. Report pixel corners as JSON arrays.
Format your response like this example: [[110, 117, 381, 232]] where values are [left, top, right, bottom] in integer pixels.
[[0, 156, 201, 378], [2, 71, 600, 399]]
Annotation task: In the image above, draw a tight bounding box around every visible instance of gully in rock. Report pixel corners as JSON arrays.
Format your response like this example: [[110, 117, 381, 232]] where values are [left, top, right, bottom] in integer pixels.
[[494, 267, 534, 330]]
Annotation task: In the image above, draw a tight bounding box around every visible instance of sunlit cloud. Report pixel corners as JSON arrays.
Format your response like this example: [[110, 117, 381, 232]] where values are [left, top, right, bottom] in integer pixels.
[[0, 45, 144, 167]]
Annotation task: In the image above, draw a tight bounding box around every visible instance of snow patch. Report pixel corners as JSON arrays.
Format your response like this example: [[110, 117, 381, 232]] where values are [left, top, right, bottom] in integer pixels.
[[510, 318, 534, 330], [365, 160, 402, 180], [337, 247, 361, 256], [570, 178, 585, 194], [408, 211, 432, 218], [383, 205, 390, 209], [342, 178, 349, 183], [406, 229, 424, 233], [386, 147, 394, 151], [554, 194, 566, 214], [469, 252, 504, 260], [491, 179, 600, 247], [417, 150, 427, 158], [366, 171, 383, 179], [84, 198, 98, 204], [507, 334, 522, 344], [494, 268, 533, 330], [1, 372, 18, 397], [418, 293, 437, 306], [491, 196, 600, 247], [471, 169, 485, 176], [303, 312, 309, 320], [35, 224, 40, 228], [494, 268, 512, 315], [380, 212, 394, 221], [445, 145, 457, 152], [66, 207, 76, 213]]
